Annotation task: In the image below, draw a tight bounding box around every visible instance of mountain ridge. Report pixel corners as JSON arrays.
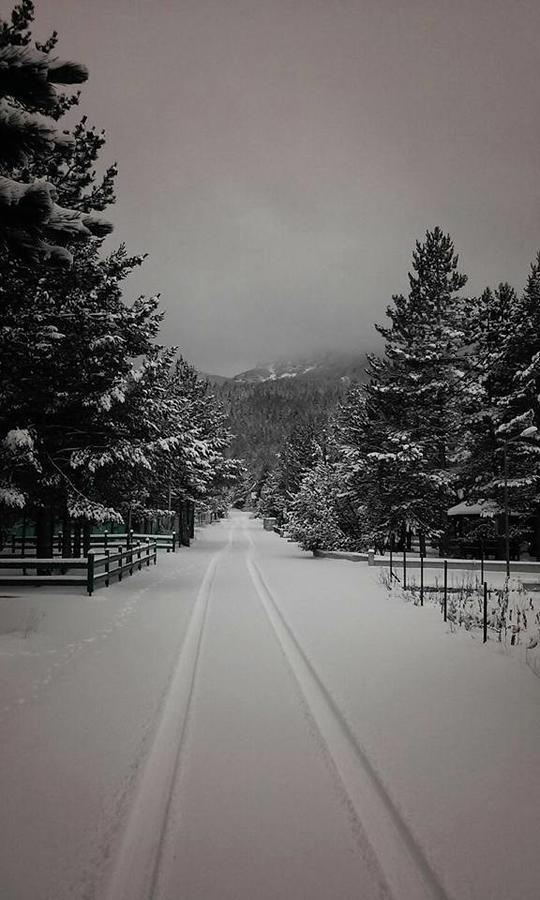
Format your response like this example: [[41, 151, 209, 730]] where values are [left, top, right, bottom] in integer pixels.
[[209, 350, 371, 385]]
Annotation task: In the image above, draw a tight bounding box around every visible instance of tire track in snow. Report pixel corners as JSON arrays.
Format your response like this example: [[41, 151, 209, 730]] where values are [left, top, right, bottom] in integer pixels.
[[244, 532, 450, 900], [103, 529, 233, 900]]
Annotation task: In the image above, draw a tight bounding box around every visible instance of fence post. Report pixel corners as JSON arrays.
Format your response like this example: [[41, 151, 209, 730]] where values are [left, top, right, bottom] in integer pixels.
[[129, 544, 134, 576], [368, 548, 375, 566], [105, 548, 110, 587], [118, 546, 123, 582], [443, 560, 448, 622], [138, 543, 142, 571], [172, 530, 177, 552], [420, 551, 424, 606], [483, 581, 488, 643], [104, 531, 108, 550], [154, 540, 157, 565], [480, 539, 484, 584], [146, 538, 151, 567], [403, 546, 407, 590], [87, 551, 95, 596]]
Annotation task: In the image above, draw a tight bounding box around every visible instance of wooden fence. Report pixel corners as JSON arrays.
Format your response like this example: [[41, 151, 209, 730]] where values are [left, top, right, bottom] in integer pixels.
[[0, 540, 158, 595], [194, 510, 214, 527], [1, 530, 176, 557]]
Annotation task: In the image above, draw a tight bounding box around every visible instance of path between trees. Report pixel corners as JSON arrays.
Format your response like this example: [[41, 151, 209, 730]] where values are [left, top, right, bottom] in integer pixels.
[[0, 512, 539, 900]]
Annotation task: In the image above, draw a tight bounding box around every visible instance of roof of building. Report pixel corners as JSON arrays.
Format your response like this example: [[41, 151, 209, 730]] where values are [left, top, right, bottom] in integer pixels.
[[447, 500, 520, 517], [447, 500, 501, 517]]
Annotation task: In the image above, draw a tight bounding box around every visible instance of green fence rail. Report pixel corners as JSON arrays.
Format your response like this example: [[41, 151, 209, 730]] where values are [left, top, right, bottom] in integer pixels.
[[0, 530, 176, 557], [0, 540, 158, 595]]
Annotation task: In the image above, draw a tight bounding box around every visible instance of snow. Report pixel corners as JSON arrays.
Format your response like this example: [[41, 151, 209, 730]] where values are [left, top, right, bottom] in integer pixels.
[[447, 499, 500, 516], [255, 529, 540, 900], [1, 512, 539, 899], [2, 427, 33, 452], [0, 484, 25, 507]]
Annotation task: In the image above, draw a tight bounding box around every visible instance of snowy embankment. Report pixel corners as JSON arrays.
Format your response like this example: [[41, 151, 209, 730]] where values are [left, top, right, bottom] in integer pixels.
[[255, 527, 540, 900]]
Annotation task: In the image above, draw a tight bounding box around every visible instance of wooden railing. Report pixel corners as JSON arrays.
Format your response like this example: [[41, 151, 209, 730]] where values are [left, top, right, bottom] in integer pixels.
[[1, 530, 176, 557], [0, 540, 158, 595]]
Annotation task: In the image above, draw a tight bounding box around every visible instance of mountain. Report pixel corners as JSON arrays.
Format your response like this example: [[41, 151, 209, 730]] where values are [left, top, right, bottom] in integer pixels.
[[213, 351, 372, 487], [201, 371, 231, 385], [232, 351, 370, 384]]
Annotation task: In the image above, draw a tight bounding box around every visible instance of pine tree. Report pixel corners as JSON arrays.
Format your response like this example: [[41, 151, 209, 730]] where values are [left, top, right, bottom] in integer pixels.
[[285, 461, 346, 552], [457, 284, 520, 548], [0, 3, 238, 553], [340, 228, 469, 549], [257, 470, 287, 521], [492, 255, 540, 554], [66, 351, 240, 545], [0, 1, 112, 265]]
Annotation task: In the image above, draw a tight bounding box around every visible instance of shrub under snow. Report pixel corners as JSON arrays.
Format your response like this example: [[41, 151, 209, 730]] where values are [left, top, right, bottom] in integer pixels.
[[284, 463, 346, 552]]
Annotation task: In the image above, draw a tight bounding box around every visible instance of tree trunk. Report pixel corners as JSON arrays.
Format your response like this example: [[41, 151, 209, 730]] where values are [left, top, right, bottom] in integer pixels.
[[61, 507, 72, 558], [533, 509, 540, 560], [35, 506, 53, 558], [438, 526, 450, 558], [188, 500, 195, 539], [82, 522, 91, 556], [35, 506, 54, 573], [73, 523, 82, 558], [178, 500, 190, 547]]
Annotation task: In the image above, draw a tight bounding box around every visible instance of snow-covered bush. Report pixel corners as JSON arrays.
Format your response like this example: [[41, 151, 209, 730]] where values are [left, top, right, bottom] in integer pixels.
[[387, 570, 540, 673], [284, 462, 348, 552], [257, 470, 287, 522]]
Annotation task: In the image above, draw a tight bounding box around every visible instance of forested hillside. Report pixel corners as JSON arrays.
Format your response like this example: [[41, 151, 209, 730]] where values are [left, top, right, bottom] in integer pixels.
[[212, 353, 370, 491]]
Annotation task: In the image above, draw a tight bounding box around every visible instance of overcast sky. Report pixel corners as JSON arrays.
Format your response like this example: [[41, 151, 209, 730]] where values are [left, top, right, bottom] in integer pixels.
[[28, 0, 540, 374]]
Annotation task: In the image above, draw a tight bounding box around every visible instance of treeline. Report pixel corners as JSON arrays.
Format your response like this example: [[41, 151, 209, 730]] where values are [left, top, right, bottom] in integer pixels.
[[260, 227, 540, 556], [216, 379, 344, 489], [0, 2, 242, 554]]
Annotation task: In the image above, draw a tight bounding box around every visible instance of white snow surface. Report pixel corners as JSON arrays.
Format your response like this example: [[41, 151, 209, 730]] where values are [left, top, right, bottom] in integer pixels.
[[0, 512, 539, 899]]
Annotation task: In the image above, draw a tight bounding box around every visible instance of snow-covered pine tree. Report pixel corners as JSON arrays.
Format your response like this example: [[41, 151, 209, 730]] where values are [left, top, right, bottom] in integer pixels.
[[279, 422, 322, 496], [491, 255, 540, 555], [0, 5, 239, 553], [0, 242, 162, 554], [336, 382, 396, 550], [0, 1, 112, 264], [0, 5, 147, 554], [257, 421, 323, 524], [69, 352, 241, 546], [340, 228, 469, 550], [285, 461, 346, 552], [457, 284, 520, 548], [257, 469, 287, 522]]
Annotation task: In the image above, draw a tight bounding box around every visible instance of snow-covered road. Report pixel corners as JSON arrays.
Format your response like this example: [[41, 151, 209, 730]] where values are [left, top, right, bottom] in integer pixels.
[[1, 511, 540, 900]]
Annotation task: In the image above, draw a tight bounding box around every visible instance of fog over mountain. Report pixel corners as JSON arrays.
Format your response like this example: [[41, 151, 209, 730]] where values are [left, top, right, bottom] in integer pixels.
[[34, 0, 540, 376], [230, 350, 371, 384]]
